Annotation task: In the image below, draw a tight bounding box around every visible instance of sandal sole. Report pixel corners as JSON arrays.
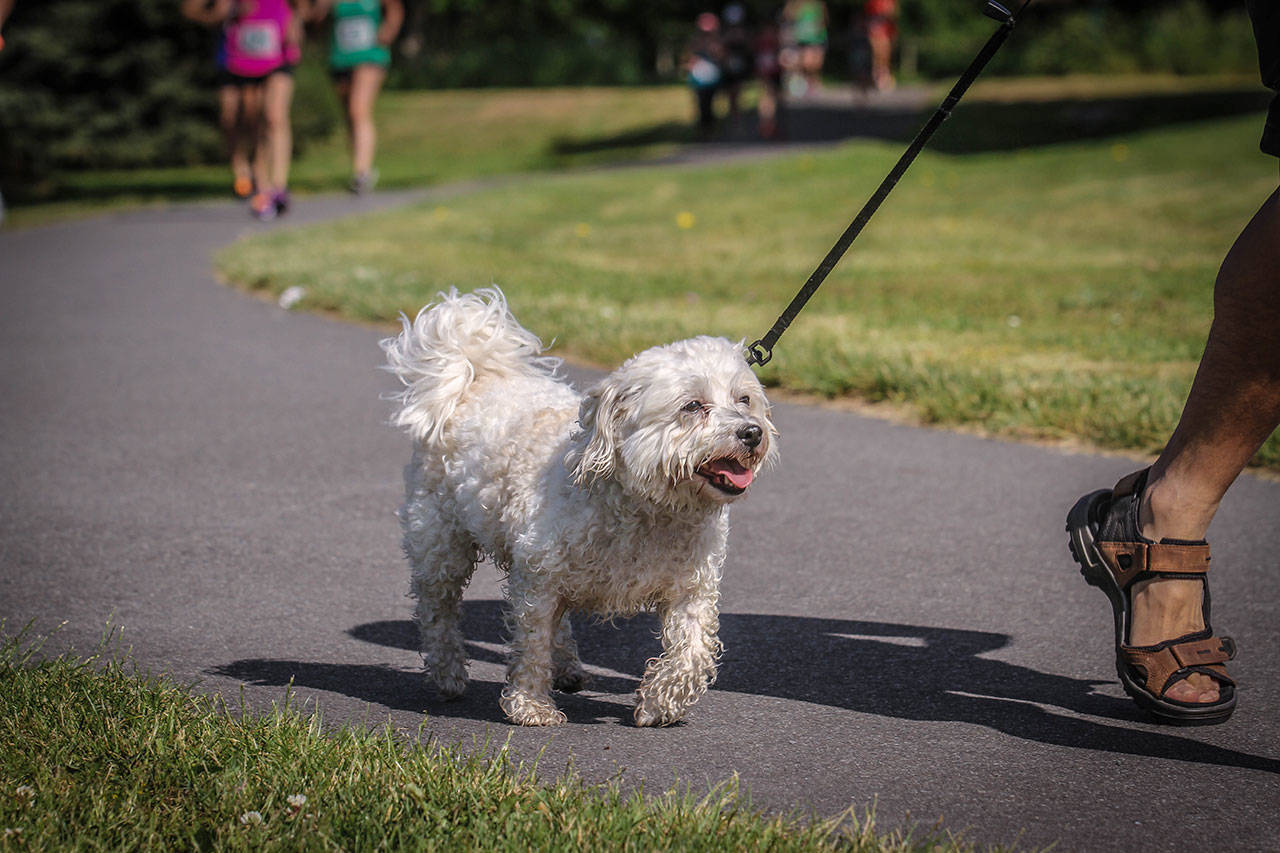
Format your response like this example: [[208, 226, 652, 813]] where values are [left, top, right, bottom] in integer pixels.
[[1066, 492, 1235, 726]]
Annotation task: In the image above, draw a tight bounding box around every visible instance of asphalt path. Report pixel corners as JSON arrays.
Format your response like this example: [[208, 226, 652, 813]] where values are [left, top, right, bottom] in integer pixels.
[[2, 186, 1278, 852]]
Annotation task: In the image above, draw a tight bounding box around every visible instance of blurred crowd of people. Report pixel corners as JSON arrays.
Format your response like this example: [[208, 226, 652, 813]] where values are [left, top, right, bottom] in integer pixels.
[[3, 0, 897, 221], [182, 0, 403, 220], [685, 0, 898, 139]]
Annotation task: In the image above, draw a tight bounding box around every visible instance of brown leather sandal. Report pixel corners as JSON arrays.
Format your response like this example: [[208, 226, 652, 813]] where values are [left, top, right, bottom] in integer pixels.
[[1066, 470, 1237, 726]]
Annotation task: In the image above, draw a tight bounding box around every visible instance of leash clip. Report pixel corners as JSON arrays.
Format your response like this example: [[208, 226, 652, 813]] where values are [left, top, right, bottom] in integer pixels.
[[745, 340, 772, 367]]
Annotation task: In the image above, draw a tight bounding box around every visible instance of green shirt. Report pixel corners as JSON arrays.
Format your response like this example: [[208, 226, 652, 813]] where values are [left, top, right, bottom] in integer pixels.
[[792, 1, 827, 45], [330, 0, 389, 70]]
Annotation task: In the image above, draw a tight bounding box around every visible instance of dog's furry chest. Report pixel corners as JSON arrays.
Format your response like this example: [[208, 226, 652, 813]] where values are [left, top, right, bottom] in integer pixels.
[[539, 504, 728, 613]]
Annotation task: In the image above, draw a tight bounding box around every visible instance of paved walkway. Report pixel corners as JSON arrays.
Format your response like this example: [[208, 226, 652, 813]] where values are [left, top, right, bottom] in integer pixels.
[[2, 185, 1278, 851]]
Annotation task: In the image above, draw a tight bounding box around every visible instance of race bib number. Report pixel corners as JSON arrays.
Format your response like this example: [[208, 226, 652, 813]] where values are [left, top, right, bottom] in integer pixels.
[[689, 57, 720, 87], [235, 20, 281, 59], [335, 16, 377, 52]]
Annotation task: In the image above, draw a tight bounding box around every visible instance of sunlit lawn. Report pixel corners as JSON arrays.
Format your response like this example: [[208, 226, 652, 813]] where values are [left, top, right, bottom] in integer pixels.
[[289, 86, 694, 188], [5, 86, 695, 228]]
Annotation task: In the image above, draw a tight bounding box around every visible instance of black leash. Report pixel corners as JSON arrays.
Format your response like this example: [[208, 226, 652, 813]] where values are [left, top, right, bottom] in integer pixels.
[[745, 0, 1032, 367]]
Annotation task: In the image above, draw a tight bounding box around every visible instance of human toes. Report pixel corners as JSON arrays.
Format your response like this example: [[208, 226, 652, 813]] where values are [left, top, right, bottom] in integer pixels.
[[1164, 673, 1219, 704]]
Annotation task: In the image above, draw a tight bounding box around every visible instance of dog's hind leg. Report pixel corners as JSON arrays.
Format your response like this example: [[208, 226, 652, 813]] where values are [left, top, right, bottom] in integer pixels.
[[499, 576, 566, 725], [407, 532, 475, 698], [552, 611, 589, 694], [402, 486, 476, 699]]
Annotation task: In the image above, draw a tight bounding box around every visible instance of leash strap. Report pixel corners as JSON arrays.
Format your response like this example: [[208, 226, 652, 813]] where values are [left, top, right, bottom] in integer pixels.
[[746, 0, 1029, 367]]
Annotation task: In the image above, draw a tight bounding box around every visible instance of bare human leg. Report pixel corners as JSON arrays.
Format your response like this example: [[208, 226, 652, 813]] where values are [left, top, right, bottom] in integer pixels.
[[262, 70, 295, 194], [1133, 179, 1280, 703], [347, 63, 385, 180], [241, 82, 270, 204], [218, 83, 252, 196], [869, 32, 892, 91]]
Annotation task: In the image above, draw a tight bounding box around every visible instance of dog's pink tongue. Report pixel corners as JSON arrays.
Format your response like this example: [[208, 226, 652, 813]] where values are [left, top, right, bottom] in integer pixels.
[[707, 459, 754, 489]]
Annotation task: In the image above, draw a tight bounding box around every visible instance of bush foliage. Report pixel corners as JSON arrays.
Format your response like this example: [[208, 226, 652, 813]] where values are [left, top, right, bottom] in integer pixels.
[[0, 0, 221, 198], [991, 0, 1258, 78]]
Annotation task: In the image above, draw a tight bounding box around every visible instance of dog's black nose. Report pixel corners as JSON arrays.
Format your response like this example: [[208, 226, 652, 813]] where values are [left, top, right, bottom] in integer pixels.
[[736, 423, 763, 448]]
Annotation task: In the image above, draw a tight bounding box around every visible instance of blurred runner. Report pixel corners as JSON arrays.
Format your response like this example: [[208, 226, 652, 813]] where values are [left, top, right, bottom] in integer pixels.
[[783, 0, 826, 96], [219, 0, 306, 219], [182, 0, 255, 198], [312, 0, 404, 194], [720, 3, 752, 125], [865, 0, 897, 91], [685, 12, 724, 137], [754, 13, 784, 139]]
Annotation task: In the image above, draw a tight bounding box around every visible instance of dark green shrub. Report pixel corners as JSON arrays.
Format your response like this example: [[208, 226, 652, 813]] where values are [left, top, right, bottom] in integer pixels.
[[292, 50, 345, 149], [0, 0, 220, 198], [901, 0, 1257, 80], [1140, 0, 1257, 75], [1014, 8, 1144, 76]]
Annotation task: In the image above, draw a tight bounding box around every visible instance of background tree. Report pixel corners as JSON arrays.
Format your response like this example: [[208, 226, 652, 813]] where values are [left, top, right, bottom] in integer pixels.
[[0, 0, 221, 199]]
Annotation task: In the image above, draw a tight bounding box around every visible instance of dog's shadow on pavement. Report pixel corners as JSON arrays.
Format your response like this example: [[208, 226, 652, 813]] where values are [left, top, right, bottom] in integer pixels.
[[213, 601, 1280, 773]]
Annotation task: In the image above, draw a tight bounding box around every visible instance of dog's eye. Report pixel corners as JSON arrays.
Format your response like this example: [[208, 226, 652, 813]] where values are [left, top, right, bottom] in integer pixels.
[[682, 400, 704, 413], [738, 395, 751, 407]]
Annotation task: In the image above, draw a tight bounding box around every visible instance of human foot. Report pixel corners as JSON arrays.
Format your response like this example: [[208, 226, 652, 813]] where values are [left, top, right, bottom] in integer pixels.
[[1129, 577, 1218, 703], [1066, 469, 1236, 724], [1133, 473, 1225, 703]]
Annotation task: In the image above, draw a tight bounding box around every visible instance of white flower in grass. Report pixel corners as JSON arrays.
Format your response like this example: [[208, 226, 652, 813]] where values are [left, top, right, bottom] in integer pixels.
[[287, 794, 307, 809], [14, 785, 34, 806], [239, 810, 264, 826]]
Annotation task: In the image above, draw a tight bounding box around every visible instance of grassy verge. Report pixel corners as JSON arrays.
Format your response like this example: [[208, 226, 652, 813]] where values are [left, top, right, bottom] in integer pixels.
[[217, 111, 1278, 470], [0, 632, 978, 851], [8, 72, 1260, 229], [3, 85, 694, 229], [288, 86, 694, 188]]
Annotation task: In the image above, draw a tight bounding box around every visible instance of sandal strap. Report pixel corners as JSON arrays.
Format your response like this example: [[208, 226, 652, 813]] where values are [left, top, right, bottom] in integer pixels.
[[1121, 636, 1237, 698], [1112, 469, 1147, 499], [1096, 540, 1210, 589]]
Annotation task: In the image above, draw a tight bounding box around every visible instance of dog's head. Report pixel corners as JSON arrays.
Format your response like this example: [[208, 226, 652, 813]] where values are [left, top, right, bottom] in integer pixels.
[[566, 336, 778, 510]]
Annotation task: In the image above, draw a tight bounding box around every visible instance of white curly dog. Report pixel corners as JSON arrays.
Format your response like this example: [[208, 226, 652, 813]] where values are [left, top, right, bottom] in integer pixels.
[[381, 287, 777, 726]]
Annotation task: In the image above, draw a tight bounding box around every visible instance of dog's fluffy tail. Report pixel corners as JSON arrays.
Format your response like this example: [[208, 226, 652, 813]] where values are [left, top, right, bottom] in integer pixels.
[[381, 287, 560, 446]]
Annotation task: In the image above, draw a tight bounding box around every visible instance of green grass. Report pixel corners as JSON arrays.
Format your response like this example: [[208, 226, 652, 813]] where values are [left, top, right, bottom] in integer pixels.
[[3, 86, 695, 229], [216, 111, 1279, 470], [0, 631, 980, 851], [288, 86, 694, 188]]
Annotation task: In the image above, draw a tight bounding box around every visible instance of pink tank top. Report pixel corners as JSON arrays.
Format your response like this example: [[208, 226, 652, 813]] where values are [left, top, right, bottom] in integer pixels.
[[224, 0, 296, 78]]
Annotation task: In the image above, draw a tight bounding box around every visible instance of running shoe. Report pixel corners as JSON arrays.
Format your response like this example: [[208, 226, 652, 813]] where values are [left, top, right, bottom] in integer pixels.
[[250, 192, 277, 221], [349, 169, 379, 195]]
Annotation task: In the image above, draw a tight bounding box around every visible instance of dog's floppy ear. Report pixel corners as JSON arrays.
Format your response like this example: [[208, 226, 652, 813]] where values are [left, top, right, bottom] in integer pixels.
[[566, 378, 626, 487]]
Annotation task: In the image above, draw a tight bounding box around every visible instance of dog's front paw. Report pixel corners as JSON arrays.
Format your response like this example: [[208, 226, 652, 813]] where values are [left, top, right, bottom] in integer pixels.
[[633, 695, 683, 727], [500, 687, 567, 726]]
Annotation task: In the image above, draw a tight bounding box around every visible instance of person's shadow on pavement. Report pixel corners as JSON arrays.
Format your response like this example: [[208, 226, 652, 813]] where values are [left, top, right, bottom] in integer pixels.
[[211, 600, 1280, 774]]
